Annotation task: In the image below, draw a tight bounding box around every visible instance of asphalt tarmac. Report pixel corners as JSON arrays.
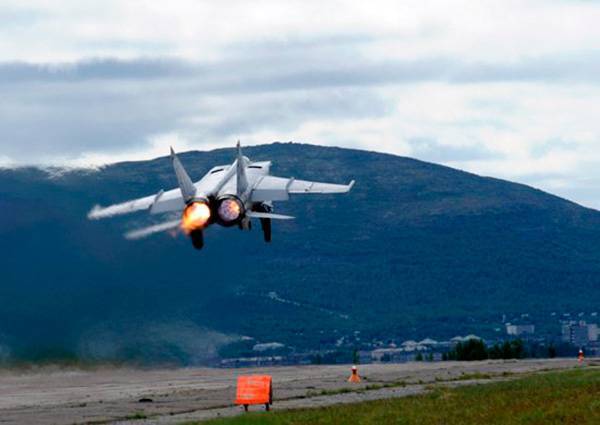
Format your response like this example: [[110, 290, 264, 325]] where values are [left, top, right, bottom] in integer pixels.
[[0, 358, 590, 424]]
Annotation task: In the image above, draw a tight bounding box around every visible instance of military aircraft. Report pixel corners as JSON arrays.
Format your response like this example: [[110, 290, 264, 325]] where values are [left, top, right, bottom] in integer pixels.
[[88, 143, 354, 249]]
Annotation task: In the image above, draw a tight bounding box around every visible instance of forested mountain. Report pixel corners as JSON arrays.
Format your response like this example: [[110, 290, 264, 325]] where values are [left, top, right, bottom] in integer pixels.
[[1, 143, 598, 364]]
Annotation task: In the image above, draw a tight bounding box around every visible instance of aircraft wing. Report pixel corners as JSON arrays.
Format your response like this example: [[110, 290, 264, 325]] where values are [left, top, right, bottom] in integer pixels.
[[88, 187, 185, 220], [250, 176, 355, 202]]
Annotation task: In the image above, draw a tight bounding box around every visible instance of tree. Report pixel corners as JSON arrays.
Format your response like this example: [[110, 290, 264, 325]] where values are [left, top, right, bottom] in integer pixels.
[[510, 339, 525, 359], [447, 339, 488, 361], [488, 343, 503, 359], [415, 352, 424, 361], [488, 339, 526, 359], [501, 341, 513, 359]]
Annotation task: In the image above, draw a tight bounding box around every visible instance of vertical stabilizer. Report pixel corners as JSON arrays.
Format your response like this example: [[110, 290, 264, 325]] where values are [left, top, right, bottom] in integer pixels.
[[170, 147, 196, 202], [236, 140, 249, 196]]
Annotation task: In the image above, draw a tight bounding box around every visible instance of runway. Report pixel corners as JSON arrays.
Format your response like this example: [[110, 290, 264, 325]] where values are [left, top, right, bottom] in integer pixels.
[[0, 358, 589, 424]]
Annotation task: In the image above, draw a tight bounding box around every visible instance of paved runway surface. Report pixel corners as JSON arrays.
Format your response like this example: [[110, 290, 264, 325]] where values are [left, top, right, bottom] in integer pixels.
[[0, 358, 590, 424]]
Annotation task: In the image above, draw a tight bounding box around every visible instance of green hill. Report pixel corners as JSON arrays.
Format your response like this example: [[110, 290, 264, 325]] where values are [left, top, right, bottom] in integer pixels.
[[1, 143, 599, 363]]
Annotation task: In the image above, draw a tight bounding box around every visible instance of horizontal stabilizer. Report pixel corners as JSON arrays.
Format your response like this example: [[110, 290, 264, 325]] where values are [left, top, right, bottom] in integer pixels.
[[247, 211, 294, 220], [124, 219, 181, 240]]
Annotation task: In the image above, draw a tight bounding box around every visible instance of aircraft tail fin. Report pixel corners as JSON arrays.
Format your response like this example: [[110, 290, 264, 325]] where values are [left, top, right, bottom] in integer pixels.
[[236, 140, 249, 196], [170, 147, 196, 202]]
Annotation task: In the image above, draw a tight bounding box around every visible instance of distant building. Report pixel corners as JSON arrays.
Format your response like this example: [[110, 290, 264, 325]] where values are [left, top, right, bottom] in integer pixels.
[[463, 334, 481, 341], [418, 338, 438, 346], [562, 321, 597, 347], [588, 323, 598, 342], [220, 356, 283, 368], [358, 350, 373, 364], [371, 348, 422, 363], [450, 335, 481, 345], [571, 326, 589, 347], [252, 342, 285, 352], [400, 340, 418, 351], [506, 324, 535, 336]]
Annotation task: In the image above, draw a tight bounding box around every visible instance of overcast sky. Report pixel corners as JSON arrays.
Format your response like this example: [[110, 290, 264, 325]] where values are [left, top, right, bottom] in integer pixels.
[[2, 1, 600, 207]]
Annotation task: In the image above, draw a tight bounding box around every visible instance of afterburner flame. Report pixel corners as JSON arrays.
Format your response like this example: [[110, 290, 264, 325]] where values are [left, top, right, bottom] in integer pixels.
[[218, 198, 242, 222], [181, 201, 211, 234]]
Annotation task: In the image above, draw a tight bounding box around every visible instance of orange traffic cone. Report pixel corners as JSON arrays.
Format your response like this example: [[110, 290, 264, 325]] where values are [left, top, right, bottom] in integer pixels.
[[348, 365, 361, 383], [578, 349, 584, 363]]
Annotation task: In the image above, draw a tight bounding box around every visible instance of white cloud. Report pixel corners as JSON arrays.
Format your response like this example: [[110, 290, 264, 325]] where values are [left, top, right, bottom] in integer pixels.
[[0, 155, 16, 168], [1, 1, 600, 207], [57, 132, 198, 167], [2, 1, 600, 62]]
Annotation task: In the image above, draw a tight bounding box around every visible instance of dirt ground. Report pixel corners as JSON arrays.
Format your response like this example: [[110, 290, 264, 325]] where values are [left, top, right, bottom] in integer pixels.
[[0, 358, 592, 424]]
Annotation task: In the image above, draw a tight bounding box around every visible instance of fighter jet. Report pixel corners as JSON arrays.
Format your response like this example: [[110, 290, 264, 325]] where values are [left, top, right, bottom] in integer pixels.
[[88, 143, 354, 249]]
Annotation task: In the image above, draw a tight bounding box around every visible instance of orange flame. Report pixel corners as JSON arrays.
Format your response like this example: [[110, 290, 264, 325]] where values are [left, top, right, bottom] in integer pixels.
[[181, 201, 211, 234]]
